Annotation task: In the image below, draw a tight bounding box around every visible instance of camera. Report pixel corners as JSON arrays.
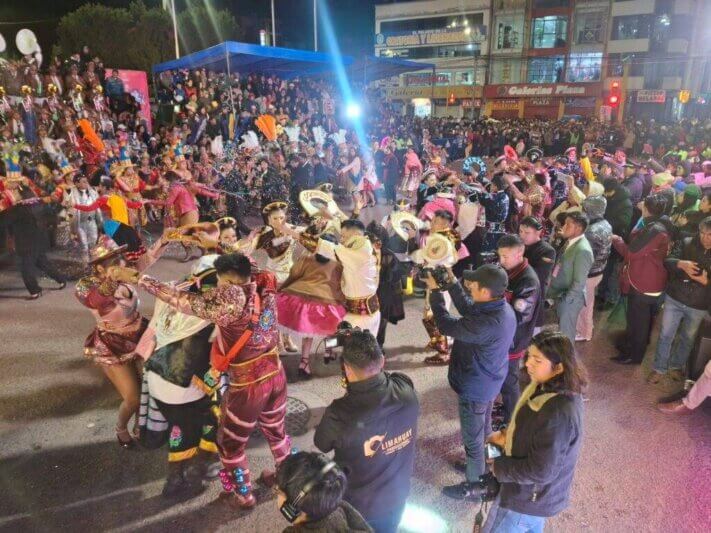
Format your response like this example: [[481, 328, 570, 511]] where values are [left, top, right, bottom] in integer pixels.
[[477, 472, 501, 502], [418, 265, 453, 289], [323, 321, 354, 363], [485, 443, 502, 460]]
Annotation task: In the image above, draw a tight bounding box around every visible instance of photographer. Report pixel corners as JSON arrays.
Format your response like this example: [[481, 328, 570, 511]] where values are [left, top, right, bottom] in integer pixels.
[[314, 329, 419, 533], [275, 451, 372, 532], [484, 331, 586, 533], [425, 264, 516, 501]]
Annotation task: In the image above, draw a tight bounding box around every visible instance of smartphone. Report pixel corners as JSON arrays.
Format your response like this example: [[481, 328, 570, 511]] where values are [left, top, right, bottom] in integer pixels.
[[485, 443, 502, 460]]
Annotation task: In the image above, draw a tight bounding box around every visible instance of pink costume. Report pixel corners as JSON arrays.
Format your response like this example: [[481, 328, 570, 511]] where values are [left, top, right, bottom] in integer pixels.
[[403, 151, 423, 192]]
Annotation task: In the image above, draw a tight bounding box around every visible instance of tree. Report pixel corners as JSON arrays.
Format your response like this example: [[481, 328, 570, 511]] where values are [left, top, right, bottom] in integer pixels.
[[176, 4, 241, 56], [55, 1, 174, 73]]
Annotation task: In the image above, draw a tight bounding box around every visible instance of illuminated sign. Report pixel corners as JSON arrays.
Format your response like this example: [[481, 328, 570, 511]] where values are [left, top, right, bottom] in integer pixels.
[[386, 85, 483, 100], [485, 83, 602, 98], [405, 72, 452, 86], [375, 26, 487, 48], [636, 90, 666, 103]]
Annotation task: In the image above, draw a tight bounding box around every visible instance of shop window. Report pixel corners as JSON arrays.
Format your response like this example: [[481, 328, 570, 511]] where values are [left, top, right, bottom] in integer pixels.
[[566, 53, 602, 83], [531, 16, 568, 49], [575, 11, 606, 44], [611, 15, 651, 40], [495, 17, 523, 50], [527, 56, 565, 83], [457, 71, 475, 85]]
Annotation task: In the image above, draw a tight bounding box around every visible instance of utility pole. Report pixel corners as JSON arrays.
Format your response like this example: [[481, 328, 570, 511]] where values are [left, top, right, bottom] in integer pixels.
[[314, 0, 318, 51], [271, 0, 277, 46], [617, 56, 630, 125]]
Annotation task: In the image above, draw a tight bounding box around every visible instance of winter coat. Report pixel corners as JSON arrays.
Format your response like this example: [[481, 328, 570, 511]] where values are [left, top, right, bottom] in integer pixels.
[[664, 235, 711, 312], [494, 377, 584, 517], [604, 185, 633, 238], [582, 195, 612, 277], [613, 218, 671, 294], [505, 262, 542, 355]]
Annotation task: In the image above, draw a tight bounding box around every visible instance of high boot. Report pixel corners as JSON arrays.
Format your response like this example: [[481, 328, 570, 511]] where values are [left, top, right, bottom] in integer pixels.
[[181, 457, 207, 498], [422, 313, 441, 350], [162, 461, 186, 498]]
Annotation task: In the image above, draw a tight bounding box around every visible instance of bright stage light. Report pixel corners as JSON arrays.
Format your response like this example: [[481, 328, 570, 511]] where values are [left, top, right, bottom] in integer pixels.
[[398, 503, 448, 533], [346, 102, 362, 119]]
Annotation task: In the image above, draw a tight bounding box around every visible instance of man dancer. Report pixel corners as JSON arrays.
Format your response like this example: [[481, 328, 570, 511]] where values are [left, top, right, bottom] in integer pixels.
[[110, 253, 290, 509]]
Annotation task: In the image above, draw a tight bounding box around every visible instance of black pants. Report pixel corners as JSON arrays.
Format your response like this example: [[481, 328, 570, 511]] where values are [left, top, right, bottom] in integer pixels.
[[384, 180, 397, 203], [500, 358, 522, 424], [18, 249, 65, 295], [366, 503, 406, 533], [624, 290, 662, 363], [377, 319, 388, 348], [155, 396, 217, 462]]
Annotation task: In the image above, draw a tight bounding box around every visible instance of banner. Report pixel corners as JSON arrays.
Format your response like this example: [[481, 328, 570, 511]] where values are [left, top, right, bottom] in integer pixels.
[[637, 90, 666, 104], [405, 73, 451, 86], [376, 26, 487, 47], [107, 69, 152, 132]]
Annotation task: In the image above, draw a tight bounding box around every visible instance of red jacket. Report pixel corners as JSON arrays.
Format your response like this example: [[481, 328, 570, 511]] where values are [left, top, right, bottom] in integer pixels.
[[613, 220, 671, 294]]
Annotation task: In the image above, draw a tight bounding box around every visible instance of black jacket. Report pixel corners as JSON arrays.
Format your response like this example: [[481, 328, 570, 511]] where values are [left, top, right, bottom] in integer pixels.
[[314, 372, 418, 521], [494, 379, 584, 517], [524, 240, 556, 327], [664, 235, 711, 312], [604, 186, 633, 238], [506, 263, 542, 354], [282, 502, 373, 533], [431, 283, 517, 402]]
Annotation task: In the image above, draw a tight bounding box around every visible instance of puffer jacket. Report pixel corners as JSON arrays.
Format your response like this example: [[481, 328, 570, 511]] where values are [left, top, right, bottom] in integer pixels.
[[582, 195, 613, 277]]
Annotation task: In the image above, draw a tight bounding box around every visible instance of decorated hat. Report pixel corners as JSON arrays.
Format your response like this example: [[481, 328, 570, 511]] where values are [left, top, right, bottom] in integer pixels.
[[421, 233, 456, 266], [47, 83, 59, 94], [262, 200, 289, 216], [493, 154, 507, 167], [119, 146, 135, 168], [317, 182, 333, 193], [390, 210, 421, 241], [525, 148, 544, 163], [394, 198, 411, 211], [299, 189, 343, 218], [21, 85, 32, 95], [58, 155, 78, 178], [93, 85, 103, 94], [3, 153, 22, 179], [173, 143, 185, 162], [462, 156, 487, 177], [75, 84, 84, 92], [89, 235, 127, 265]]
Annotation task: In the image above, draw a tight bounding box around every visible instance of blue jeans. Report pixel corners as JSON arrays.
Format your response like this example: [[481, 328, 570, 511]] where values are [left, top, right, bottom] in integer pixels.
[[653, 295, 707, 373], [484, 504, 546, 533], [458, 397, 492, 483]]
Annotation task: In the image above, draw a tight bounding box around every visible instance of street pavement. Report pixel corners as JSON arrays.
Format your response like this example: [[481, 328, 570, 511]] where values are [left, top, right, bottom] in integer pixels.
[[0, 205, 710, 533]]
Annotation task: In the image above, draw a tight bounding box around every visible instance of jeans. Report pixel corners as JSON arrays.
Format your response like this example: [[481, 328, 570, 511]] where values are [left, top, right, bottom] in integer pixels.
[[556, 294, 585, 344], [458, 397, 492, 483], [653, 295, 708, 373], [500, 358, 522, 424], [599, 250, 621, 305], [483, 501, 546, 533], [366, 504, 405, 533]]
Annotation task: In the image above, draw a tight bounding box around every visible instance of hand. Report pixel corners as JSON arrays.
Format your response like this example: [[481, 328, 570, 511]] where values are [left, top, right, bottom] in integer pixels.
[[107, 266, 139, 284], [487, 430, 506, 448], [689, 269, 709, 286], [610, 234, 623, 245], [678, 260, 701, 277], [424, 271, 440, 290]]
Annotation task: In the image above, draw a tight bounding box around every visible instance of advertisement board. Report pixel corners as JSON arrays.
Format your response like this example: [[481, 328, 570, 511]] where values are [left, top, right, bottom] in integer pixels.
[[637, 90, 666, 104], [107, 69, 152, 132]]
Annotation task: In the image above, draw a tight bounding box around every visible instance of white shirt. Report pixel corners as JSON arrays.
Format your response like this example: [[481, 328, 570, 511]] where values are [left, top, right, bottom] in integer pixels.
[[317, 235, 378, 299], [564, 234, 584, 251]]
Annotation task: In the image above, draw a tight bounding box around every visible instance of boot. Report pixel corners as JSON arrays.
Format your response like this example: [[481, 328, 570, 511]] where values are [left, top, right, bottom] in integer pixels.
[[182, 457, 207, 498], [197, 448, 222, 479], [219, 467, 256, 510], [162, 461, 186, 498], [422, 314, 441, 350]]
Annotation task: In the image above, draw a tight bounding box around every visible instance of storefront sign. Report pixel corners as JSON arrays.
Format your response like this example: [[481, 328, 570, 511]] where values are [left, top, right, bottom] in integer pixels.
[[529, 98, 553, 106], [375, 26, 487, 48], [565, 97, 596, 107], [386, 85, 483, 100], [491, 99, 519, 110], [461, 99, 482, 108], [637, 90, 666, 104], [485, 83, 602, 99], [405, 72, 451, 86]]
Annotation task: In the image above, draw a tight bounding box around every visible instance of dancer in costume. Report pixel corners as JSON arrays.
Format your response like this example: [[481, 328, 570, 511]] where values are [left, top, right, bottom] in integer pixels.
[[134, 256, 221, 498], [68, 173, 102, 261], [110, 253, 291, 510], [276, 232, 345, 379], [75, 235, 166, 447]]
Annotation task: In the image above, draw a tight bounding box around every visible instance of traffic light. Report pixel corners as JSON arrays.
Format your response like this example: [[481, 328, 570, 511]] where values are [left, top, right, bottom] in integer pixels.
[[608, 81, 621, 107], [679, 90, 690, 104]]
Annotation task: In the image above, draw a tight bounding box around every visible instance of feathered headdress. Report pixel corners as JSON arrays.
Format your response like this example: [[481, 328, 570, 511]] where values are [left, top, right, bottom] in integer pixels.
[[239, 131, 260, 151], [330, 129, 347, 146], [255, 114, 277, 142], [312, 126, 326, 146], [77, 118, 105, 152]]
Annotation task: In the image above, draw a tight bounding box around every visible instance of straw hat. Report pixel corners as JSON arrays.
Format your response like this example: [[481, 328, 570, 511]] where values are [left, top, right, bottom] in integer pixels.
[[390, 210, 421, 241]]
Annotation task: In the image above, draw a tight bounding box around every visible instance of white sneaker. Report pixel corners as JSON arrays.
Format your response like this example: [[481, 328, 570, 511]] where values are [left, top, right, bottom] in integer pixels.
[[575, 335, 590, 342]]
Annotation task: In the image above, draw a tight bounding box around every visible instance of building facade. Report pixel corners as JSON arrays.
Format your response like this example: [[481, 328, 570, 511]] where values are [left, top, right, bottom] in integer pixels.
[[374, 0, 490, 117]]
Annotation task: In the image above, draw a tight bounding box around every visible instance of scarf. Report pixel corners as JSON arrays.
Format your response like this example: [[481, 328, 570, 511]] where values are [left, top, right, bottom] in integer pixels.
[[505, 381, 558, 456]]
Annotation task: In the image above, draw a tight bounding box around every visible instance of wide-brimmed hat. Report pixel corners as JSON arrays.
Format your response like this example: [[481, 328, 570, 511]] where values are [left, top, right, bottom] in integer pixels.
[[262, 200, 289, 215], [299, 189, 342, 218], [390, 211, 421, 241], [89, 235, 127, 265], [421, 233, 456, 266]]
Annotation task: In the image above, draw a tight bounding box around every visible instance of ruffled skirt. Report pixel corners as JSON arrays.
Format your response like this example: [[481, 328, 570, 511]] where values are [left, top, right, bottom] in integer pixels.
[[276, 293, 345, 339]]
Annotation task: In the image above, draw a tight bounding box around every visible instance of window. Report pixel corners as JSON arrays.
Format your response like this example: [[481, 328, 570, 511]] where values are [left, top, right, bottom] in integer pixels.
[[531, 16, 568, 49], [494, 16, 523, 50], [491, 58, 522, 84], [650, 13, 671, 51], [533, 0, 569, 7], [457, 71, 475, 85], [380, 14, 484, 34], [566, 53, 602, 82], [575, 11, 606, 44], [527, 56, 565, 83], [611, 15, 651, 40]]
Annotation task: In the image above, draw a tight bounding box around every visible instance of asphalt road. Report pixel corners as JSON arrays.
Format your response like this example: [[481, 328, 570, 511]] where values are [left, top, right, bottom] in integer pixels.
[[0, 206, 710, 533]]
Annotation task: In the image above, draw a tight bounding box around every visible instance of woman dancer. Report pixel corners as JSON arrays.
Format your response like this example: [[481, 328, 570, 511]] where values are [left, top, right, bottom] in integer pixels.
[[276, 232, 345, 378]]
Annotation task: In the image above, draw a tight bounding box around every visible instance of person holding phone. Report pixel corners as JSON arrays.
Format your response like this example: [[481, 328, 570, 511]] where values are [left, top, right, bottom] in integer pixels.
[[484, 331, 586, 533]]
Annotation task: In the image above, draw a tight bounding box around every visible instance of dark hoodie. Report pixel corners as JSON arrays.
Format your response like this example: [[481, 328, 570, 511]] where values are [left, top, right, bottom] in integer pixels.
[[604, 183, 633, 238]]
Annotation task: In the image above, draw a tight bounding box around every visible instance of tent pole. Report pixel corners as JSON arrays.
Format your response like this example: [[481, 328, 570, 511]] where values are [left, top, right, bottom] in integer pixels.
[[313, 0, 318, 51], [225, 46, 235, 117], [271, 0, 277, 47]]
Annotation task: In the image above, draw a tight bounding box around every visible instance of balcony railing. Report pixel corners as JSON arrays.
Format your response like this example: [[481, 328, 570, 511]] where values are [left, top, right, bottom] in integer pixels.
[[577, 28, 603, 44]]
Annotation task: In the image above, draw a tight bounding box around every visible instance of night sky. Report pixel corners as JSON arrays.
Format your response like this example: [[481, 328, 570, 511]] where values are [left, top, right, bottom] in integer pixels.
[[0, 0, 402, 58]]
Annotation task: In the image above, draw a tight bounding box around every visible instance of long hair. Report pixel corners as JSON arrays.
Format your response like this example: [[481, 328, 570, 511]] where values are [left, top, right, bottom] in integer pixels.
[[530, 330, 588, 394]]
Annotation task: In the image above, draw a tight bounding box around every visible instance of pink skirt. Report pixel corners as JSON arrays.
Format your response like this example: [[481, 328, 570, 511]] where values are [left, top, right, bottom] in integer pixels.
[[276, 293, 346, 338]]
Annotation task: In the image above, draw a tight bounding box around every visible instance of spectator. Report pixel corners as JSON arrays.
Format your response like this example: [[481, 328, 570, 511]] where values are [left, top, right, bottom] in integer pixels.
[[519, 216, 556, 332], [546, 212, 594, 343], [648, 216, 711, 383], [105, 69, 124, 101], [576, 195, 612, 341], [657, 358, 711, 414], [425, 264, 516, 501], [497, 234, 542, 423], [275, 451, 372, 533], [314, 330, 418, 533], [485, 331, 586, 533], [610, 194, 672, 365]]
